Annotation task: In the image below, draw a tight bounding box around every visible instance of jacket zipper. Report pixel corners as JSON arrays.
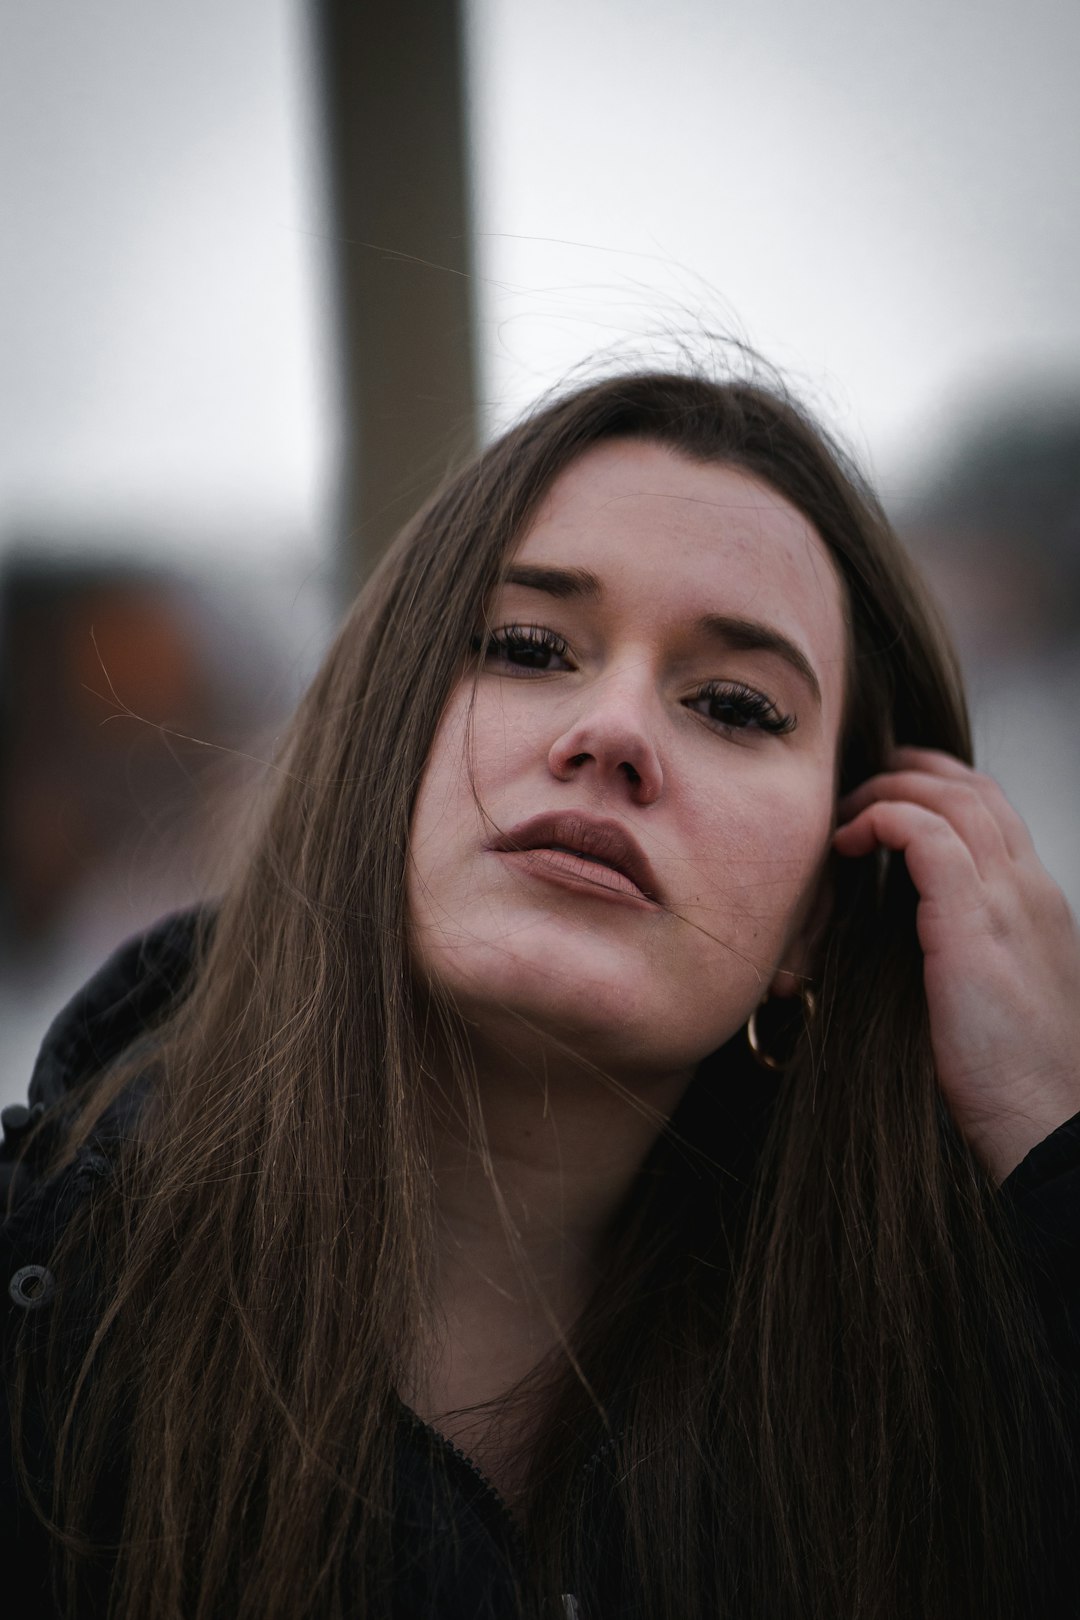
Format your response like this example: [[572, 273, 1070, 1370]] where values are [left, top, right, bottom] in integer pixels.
[[403, 1405, 622, 1522], [401, 1403, 623, 1617], [403, 1405, 526, 1555]]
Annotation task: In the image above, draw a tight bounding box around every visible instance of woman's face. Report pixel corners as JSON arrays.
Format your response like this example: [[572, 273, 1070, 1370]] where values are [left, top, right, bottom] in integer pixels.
[[408, 440, 849, 1082]]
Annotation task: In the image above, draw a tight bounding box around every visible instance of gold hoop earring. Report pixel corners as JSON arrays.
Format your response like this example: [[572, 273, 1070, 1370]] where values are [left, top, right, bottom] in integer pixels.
[[746, 988, 817, 1072]]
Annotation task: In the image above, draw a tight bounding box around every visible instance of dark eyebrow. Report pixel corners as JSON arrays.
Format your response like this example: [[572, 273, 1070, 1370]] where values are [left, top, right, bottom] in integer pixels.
[[503, 564, 602, 599], [501, 565, 822, 706], [697, 613, 822, 707]]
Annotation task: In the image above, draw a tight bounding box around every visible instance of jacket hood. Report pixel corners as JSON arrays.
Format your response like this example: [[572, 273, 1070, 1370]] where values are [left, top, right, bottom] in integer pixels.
[[2, 907, 209, 1212], [27, 906, 209, 1116]]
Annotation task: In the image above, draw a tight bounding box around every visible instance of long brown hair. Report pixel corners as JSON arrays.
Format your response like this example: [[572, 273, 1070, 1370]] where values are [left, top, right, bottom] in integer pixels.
[[12, 370, 1070, 1618]]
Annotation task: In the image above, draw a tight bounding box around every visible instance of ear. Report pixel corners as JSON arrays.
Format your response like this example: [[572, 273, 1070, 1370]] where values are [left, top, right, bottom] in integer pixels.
[[767, 865, 833, 1000]]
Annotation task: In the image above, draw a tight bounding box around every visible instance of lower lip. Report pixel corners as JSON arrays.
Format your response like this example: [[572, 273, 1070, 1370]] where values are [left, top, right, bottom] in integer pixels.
[[495, 847, 657, 907]]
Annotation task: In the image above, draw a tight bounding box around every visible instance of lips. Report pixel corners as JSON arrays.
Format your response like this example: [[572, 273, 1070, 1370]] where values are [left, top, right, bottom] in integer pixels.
[[488, 812, 663, 905]]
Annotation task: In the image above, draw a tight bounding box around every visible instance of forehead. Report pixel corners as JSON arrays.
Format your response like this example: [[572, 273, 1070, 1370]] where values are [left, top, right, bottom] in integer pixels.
[[512, 439, 849, 702]]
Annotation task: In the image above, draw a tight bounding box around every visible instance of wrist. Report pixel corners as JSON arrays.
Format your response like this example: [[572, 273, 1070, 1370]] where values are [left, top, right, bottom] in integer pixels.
[[962, 1086, 1080, 1186]]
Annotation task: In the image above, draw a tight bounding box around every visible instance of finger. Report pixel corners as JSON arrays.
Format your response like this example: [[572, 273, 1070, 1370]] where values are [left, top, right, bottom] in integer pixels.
[[886, 746, 971, 776], [833, 800, 984, 914], [837, 771, 1010, 880], [886, 747, 1035, 862]]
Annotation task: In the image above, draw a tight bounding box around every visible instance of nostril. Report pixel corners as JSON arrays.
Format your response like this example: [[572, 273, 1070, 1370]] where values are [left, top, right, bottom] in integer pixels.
[[621, 762, 642, 786]]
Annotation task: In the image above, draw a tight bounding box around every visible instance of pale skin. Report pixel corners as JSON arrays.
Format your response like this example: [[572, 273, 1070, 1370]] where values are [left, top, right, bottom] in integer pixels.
[[405, 440, 1080, 1490], [836, 746, 1080, 1183]]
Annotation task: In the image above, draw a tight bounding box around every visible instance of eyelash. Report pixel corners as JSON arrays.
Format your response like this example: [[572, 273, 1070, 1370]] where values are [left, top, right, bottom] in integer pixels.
[[472, 624, 797, 737]]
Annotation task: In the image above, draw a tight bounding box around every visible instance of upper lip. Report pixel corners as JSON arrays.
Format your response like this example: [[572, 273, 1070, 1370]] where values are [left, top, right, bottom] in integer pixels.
[[488, 811, 664, 904]]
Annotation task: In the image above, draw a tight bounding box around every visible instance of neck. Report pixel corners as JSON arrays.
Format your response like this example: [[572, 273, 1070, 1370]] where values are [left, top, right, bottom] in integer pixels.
[[421, 1018, 694, 1330]]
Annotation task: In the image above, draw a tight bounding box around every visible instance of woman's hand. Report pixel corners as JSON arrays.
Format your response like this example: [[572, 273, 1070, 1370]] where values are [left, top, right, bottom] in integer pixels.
[[833, 746, 1080, 1184]]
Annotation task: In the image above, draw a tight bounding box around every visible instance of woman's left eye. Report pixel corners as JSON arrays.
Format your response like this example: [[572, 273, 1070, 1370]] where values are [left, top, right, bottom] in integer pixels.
[[688, 681, 796, 736], [473, 624, 573, 672]]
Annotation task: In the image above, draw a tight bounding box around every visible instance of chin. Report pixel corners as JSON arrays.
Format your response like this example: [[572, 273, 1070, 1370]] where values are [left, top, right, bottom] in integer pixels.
[[410, 902, 738, 1077], [430, 944, 691, 1077], [417, 926, 621, 1023], [464, 949, 636, 1023]]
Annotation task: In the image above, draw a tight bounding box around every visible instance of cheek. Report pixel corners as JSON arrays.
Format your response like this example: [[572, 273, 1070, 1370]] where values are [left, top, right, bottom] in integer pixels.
[[425, 689, 548, 851], [676, 774, 834, 929], [464, 685, 543, 782], [408, 687, 529, 898], [408, 694, 472, 894]]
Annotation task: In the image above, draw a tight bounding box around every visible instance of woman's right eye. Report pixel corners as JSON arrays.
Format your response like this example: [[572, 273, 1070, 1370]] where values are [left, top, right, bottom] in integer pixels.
[[473, 624, 573, 672]]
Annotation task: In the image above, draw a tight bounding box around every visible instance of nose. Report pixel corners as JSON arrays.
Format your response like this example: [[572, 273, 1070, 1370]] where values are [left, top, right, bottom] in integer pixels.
[[547, 671, 664, 805]]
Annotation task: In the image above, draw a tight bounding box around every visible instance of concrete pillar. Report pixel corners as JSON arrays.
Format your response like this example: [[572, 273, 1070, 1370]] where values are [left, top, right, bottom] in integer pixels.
[[312, 0, 479, 589]]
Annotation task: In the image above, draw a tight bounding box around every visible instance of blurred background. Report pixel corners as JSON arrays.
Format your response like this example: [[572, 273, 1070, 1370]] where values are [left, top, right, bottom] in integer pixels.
[[2, 0, 1079, 1105]]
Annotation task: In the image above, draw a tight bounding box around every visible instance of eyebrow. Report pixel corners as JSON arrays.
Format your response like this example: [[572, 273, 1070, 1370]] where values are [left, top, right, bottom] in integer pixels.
[[502, 562, 822, 706], [504, 563, 603, 599], [696, 614, 822, 707]]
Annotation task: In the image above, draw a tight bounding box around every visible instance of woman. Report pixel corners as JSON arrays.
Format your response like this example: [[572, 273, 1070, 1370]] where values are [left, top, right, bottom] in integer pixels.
[[3, 369, 1079, 1619]]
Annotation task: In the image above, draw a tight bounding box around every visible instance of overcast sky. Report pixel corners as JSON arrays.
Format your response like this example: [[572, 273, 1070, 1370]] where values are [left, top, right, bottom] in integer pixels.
[[1, 0, 1079, 553], [469, 0, 1080, 496], [0, 0, 327, 553]]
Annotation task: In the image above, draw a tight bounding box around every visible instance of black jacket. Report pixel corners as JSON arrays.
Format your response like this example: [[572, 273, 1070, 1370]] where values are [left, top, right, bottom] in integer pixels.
[[3, 910, 1080, 1618]]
